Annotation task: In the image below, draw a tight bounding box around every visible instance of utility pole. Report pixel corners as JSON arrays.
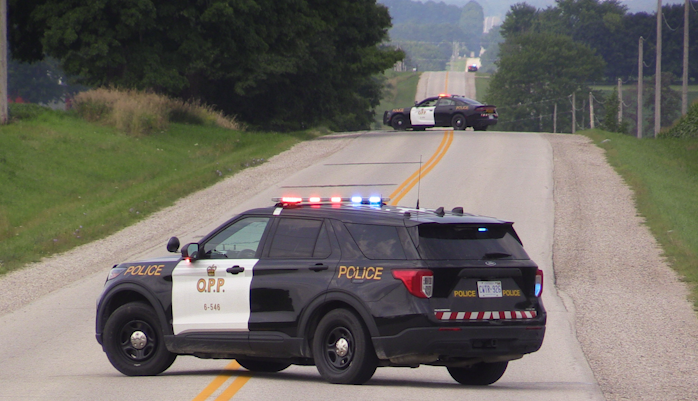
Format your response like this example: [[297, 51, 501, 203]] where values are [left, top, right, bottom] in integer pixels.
[[654, 0, 662, 138], [618, 78, 623, 124], [682, 0, 689, 115], [638, 37, 644, 139], [553, 103, 557, 133], [572, 92, 576, 134], [0, 0, 7, 124], [589, 92, 595, 129]]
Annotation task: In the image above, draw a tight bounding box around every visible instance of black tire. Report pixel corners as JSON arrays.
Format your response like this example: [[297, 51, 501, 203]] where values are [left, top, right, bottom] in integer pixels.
[[451, 114, 467, 130], [312, 309, 378, 384], [236, 358, 291, 373], [103, 302, 176, 376], [447, 361, 508, 385], [391, 115, 407, 130], [474, 125, 488, 131]]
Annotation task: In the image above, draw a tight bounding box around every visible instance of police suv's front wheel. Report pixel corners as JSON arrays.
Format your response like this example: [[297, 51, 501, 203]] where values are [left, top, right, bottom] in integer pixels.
[[447, 361, 508, 385], [313, 309, 378, 384], [103, 302, 176, 376]]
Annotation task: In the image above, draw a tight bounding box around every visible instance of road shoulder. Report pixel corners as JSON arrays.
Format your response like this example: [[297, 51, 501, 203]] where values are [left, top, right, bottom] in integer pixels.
[[546, 133, 698, 400]]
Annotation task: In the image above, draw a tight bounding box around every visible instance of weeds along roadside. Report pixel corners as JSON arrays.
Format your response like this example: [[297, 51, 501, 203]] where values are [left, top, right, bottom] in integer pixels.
[[0, 93, 313, 275], [583, 129, 698, 310], [72, 88, 243, 135]]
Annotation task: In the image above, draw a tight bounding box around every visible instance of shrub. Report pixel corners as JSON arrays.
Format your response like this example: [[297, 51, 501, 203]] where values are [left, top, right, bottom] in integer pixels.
[[662, 100, 698, 138], [73, 88, 242, 135], [8, 103, 52, 121]]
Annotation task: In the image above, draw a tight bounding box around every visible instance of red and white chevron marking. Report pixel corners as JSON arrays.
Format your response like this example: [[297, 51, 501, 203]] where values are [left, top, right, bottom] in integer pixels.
[[434, 310, 537, 320]]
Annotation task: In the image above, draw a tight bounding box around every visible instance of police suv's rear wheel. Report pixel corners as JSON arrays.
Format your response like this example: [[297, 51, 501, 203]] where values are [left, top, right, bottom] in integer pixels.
[[236, 358, 291, 373], [451, 114, 467, 130], [447, 361, 508, 385], [391, 115, 407, 130], [103, 302, 176, 376], [313, 309, 378, 384]]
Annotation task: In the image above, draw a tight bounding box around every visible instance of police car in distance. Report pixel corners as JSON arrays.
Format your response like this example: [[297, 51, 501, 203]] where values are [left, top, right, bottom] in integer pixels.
[[96, 196, 545, 385], [383, 94, 498, 131]]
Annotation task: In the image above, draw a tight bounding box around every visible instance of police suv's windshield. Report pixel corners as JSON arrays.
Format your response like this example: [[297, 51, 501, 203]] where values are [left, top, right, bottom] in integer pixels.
[[413, 224, 529, 260]]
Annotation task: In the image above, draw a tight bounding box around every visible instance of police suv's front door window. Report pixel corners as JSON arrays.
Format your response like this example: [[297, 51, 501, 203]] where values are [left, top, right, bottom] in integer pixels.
[[203, 217, 270, 259]]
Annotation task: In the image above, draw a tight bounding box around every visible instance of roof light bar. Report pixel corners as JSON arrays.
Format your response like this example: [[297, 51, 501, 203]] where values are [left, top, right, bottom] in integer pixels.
[[272, 197, 390, 205]]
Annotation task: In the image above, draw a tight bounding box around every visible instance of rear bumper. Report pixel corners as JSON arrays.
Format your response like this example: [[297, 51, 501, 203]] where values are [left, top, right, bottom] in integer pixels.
[[372, 324, 545, 362]]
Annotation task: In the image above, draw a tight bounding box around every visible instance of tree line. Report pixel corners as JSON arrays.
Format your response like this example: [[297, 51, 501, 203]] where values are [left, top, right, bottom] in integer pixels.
[[8, 0, 404, 131], [485, 0, 697, 133]]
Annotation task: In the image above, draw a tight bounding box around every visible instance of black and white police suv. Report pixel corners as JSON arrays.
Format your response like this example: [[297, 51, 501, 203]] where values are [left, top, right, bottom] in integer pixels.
[[383, 94, 498, 131], [95, 197, 545, 385]]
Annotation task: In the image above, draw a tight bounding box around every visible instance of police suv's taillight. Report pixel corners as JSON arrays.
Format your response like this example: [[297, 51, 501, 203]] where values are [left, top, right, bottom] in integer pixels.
[[392, 269, 434, 298], [535, 269, 544, 297]]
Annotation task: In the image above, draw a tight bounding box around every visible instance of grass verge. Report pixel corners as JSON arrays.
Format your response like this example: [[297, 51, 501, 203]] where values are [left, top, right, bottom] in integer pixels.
[[475, 73, 491, 102], [0, 106, 305, 275], [373, 71, 421, 129], [583, 129, 698, 309]]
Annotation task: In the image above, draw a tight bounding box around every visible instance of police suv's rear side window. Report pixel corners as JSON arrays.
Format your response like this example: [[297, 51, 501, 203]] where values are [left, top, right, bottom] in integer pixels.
[[269, 218, 324, 258], [345, 223, 406, 260], [414, 224, 529, 260]]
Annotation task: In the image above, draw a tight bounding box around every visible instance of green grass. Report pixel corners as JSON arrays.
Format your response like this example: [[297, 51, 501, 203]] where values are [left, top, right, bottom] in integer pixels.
[[373, 71, 421, 128], [0, 107, 308, 275], [583, 129, 698, 309], [475, 73, 491, 102]]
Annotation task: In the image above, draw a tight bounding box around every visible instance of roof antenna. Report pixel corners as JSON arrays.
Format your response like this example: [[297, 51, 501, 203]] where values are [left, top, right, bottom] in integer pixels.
[[416, 155, 422, 209]]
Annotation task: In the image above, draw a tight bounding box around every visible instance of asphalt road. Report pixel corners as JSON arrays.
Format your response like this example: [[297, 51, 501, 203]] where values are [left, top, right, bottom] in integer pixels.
[[414, 71, 476, 102], [0, 130, 604, 401]]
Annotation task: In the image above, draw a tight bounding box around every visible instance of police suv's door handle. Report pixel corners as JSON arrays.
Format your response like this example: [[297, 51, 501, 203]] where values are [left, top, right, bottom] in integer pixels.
[[309, 264, 328, 272], [226, 266, 245, 275]]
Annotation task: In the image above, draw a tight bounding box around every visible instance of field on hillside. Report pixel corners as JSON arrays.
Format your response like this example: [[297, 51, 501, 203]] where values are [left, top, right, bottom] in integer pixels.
[[0, 106, 310, 274]]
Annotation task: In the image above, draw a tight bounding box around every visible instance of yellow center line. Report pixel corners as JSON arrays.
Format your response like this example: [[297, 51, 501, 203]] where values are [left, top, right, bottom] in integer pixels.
[[214, 374, 252, 401], [444, 71, 449, 93], [192, 360, 250, 401], [389, 130, 454, 206]]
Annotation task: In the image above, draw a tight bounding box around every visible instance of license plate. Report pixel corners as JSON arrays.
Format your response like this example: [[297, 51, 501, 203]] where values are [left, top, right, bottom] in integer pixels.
[[488, 115, 495, 119], [477, 281, 502, 298]]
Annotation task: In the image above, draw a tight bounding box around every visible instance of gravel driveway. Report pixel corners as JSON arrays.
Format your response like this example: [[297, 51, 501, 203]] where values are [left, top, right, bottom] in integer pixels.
[[1, 132, 697, 400]]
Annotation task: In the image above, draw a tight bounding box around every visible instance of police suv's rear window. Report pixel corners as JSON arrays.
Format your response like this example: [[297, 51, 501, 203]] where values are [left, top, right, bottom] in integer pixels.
[[414, 224, 529, 260], [345, 223, 407, 260]]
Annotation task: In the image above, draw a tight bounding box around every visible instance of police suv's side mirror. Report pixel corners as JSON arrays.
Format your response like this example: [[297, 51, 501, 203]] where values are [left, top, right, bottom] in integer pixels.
[[181, 243, 200, 261], [166, 237, 180, 253], [414, 101, 418, 106]]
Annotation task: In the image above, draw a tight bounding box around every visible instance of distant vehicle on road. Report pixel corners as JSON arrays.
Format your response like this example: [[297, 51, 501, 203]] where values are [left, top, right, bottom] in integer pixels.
[[383, 94, 498, 131], [468, 64, 478, 72]]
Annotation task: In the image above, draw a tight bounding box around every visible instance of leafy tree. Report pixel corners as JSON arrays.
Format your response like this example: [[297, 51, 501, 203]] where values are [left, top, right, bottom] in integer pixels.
[[9, 57, 67, 103], [500, 3, 540, 39], [9, 0, 403, 131], [459, 1, 484, 55], [486, 31, 605, 132], [601, 87, 629, 134]]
